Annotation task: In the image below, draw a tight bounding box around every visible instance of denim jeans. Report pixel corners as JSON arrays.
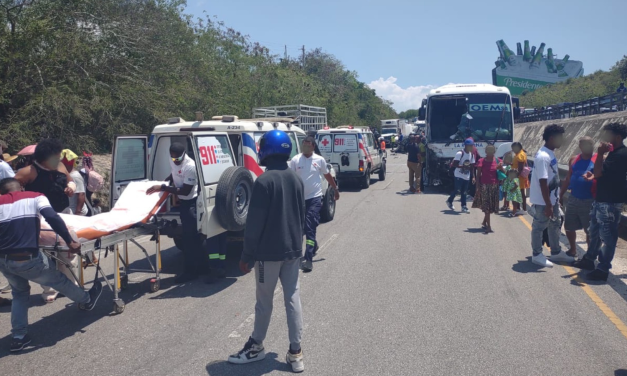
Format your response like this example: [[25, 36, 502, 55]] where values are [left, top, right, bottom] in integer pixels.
[[530, 204, 563, 256], [0, 252, 89, 337], [583, 202, 624, 272], [448, 177, 469, 208]]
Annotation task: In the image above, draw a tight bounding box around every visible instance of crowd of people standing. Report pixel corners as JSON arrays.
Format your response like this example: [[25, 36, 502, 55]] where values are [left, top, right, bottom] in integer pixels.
[[440, 122, 627, 280], [0, 138, 106, 351]]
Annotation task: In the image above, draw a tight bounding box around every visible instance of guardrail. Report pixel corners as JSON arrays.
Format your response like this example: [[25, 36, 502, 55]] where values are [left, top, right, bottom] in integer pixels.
[[519, 92, 627, 123]]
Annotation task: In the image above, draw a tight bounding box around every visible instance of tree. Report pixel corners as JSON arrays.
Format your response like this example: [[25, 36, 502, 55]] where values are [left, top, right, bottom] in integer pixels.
[[0, 0, 397, 152], [614, 55, 627, 81]]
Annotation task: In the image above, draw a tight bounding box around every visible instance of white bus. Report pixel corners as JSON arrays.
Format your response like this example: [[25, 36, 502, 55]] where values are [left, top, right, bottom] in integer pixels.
[[417, 84, 518, 187]]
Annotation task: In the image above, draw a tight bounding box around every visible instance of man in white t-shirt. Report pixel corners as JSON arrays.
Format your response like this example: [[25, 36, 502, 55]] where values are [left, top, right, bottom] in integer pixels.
[[289, 136, 339, 272], [147, 142, 201, 283], [446, 138, 476, 213], [529, 124, 574, 267]]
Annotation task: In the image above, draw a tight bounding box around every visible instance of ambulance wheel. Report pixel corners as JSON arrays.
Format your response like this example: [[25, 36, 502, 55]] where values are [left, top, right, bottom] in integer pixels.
[[378, 162, 386, 181], [215, 167, 254, 232], [361, 169, 371, 189], [320, 187, 336, 223], [149, 278, 160, 293]]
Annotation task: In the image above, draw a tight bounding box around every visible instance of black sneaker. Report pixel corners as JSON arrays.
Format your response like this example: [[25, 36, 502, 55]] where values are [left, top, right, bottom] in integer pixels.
[[586, 269, 609, 282], [228, 337, 266, 364], [301, 259, 313, 273], [79, 279, 103, 311], [212, 268, 227, 279], [174, 273, 197, 284], [204, 268, 226, 284], [573, 258, 595, 271], [10, 334, 32, 352]]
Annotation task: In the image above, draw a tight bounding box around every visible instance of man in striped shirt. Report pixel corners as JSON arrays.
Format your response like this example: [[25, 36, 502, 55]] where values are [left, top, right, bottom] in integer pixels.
[[0, 178, 102, 352]]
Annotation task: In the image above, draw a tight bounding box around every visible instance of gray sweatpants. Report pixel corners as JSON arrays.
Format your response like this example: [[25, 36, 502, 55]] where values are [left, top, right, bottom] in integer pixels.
[[251, 259, 303, 351]]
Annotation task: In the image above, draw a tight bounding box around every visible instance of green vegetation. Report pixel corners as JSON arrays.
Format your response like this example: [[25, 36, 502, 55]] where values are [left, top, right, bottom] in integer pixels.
[[0, 0, 396, 153], [519, 55, 627, 108], [398, 109, 420, 120]]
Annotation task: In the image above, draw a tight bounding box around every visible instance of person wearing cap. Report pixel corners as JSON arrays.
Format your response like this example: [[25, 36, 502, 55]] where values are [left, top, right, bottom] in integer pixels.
[[147, 142, 204, 284], [61, 150, 88, 216], [229, 130, 306, 372], [15, 139, 75, 214], [446, 138, 476, 213], [0, 153, 16, 180]]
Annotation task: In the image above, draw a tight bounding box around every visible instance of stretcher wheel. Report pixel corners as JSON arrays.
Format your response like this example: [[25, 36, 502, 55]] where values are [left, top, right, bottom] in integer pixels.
[[120, 275, 129, 290], [113, 300, 125, 314], [149, 278, 160, 293]]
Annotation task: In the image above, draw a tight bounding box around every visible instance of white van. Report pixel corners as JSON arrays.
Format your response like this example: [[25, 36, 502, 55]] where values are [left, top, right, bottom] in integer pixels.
[[109, 115, 337, 246], [316, 126, 386, 189]]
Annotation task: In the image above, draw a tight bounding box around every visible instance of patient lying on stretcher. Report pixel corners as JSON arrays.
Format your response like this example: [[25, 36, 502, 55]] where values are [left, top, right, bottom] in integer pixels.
[[40, 181, 168, 247]]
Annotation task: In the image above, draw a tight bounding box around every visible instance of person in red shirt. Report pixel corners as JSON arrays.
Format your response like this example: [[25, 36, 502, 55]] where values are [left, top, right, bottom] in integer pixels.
[[472, 144, 501, 233]]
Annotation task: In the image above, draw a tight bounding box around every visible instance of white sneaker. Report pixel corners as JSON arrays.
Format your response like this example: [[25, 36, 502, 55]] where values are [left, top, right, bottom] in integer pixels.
[[286, 350, 305, 373], [446, 200, 455, 211], [515, 210, 526, 216], [549, 251, 575, 263], [531, 254, 554, 268], [228, 337, 266, 364]]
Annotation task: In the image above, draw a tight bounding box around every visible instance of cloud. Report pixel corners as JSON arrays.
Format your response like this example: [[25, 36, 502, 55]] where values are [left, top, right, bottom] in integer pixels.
[[367, 77, 436, 112]]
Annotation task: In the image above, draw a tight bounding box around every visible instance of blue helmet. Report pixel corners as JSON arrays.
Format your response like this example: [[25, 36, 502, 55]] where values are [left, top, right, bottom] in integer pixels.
[[258, 130, 292, 165]]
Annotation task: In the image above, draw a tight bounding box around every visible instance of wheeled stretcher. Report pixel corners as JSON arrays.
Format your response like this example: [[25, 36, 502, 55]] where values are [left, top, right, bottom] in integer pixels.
[[39, 181, 169, 314]]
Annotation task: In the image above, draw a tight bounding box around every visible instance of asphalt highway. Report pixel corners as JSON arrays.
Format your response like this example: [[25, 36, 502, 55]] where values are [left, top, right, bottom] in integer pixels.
[[1, 156, 627, 375]]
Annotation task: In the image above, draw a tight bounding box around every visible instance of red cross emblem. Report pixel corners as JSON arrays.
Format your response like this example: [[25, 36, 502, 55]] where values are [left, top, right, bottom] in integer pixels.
[[321, 138, 330, 147]]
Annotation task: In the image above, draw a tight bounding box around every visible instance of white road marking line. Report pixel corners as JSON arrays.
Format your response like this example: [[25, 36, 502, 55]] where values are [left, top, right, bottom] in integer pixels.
[[316, 234, 339, 256], [383, 179, 394, 190], [227, 234, 339, 339], [228, 313, 255, 338]]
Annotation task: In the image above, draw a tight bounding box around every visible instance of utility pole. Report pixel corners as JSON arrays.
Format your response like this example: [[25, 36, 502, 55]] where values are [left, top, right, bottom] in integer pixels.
[[284, 45, 288, 61], [301, 45, 305, 68]]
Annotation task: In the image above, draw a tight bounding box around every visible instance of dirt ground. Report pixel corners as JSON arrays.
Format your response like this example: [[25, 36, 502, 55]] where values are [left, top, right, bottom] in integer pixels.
[[91, 154, 111, 210]]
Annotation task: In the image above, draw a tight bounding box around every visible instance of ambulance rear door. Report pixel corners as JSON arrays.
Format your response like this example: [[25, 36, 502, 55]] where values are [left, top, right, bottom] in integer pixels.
[[110, 135, 149, 209], [191, 132, 237, 238]]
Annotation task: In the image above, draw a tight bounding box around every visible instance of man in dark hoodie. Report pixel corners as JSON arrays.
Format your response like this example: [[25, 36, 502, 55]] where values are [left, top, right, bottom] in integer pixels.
[[228, 130, 306, 373]]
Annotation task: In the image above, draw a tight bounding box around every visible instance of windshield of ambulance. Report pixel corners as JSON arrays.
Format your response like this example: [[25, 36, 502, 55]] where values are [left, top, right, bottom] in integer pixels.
[[427, 93, 513, 143]]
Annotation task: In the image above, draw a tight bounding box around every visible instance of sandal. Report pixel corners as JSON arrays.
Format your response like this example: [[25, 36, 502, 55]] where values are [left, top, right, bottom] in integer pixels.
[[499, 206, 509, 211], [484, 226, 493, 234]]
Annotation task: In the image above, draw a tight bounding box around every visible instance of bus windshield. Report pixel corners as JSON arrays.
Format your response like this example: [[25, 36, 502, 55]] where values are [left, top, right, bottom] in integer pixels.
[[428, 93, 513, 143]]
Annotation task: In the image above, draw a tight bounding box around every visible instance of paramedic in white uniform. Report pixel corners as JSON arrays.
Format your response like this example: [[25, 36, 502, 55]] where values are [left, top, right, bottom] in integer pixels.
[[289, 136, 339, 273], [147, 142, 202, 283]]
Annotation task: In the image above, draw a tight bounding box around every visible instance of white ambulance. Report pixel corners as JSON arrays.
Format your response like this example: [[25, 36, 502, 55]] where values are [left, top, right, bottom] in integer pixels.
[[109, 115, 337, 247], [316, 125, 386, 189]]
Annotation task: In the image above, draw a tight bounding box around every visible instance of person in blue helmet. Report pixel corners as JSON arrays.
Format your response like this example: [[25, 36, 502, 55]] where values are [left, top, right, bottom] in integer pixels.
[[229, 130, 306, 373]]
